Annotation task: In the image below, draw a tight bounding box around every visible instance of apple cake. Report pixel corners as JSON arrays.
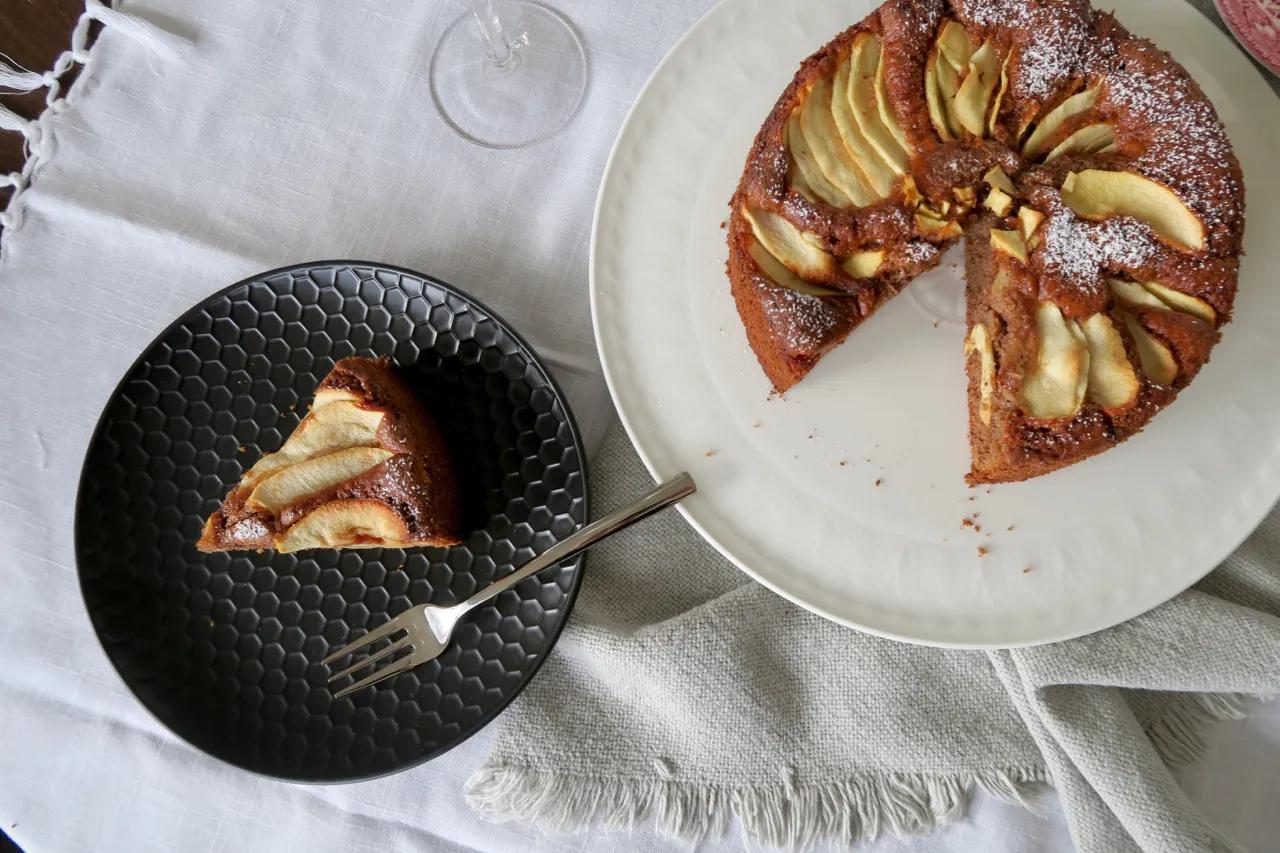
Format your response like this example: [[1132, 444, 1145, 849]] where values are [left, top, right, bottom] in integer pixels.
[[726, 0, 1244, 483], [198, 357, 463, 553]]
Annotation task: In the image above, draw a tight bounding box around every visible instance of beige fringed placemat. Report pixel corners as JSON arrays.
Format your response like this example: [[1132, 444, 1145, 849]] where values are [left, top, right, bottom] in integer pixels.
[[470, 425, 1280, 852]]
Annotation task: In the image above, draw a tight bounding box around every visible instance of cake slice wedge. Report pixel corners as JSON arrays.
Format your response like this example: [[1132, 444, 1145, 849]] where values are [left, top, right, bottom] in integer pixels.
[[964, 214, 1133, 484], [198, 356, 462, 553], [727, 206, 870, 393]]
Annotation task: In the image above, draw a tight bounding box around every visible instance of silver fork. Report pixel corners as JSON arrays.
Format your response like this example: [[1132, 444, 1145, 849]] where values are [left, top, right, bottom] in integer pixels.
[[324, 471, 696, 697]]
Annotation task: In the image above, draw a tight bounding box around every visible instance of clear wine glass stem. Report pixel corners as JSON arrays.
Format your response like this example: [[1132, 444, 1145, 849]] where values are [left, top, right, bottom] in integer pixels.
[[473, 0, 516, 69]]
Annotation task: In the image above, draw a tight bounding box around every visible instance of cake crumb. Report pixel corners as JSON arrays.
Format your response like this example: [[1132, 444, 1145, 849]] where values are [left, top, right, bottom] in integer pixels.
[[977, 546, 988, 557], [973, 512, 981, 518], [704, 449, 716, 457], [238, 444, 246, 452], [961, 517, 974, 528], [1007, 524, 1015, 532], [874, 478, 883, 487], [752, 421, 762, 428], [974, 524, 982, 532], [719, 220, 727, 229], [839, 459, 848, 467], [933, 321, 939, 328], [1023, 565, 1035, 574], [968, 496, 975, 501]]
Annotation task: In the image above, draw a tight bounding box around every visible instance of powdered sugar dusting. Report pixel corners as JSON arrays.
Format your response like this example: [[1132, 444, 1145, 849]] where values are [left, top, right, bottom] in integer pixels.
[[962, 0, 1033, 29], [1102, 46, 1240, 239], [960, 0, 1091, 99], [887, 0, 941, 39], [859, 204, 912, 233], [1038, 204, 1156, 291], [376, 454, 426, 500], [758, 279, 841, 351], [230, 517, 269, 540], [901, 240, 939, 264]]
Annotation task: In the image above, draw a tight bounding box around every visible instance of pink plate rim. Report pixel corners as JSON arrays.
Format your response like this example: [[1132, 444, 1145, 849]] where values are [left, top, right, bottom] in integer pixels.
[[1213, 0, 1280, 77]]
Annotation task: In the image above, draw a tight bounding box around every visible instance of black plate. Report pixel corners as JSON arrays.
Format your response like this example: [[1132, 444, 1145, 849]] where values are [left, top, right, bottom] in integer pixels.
[[74, 261, 588, 781]]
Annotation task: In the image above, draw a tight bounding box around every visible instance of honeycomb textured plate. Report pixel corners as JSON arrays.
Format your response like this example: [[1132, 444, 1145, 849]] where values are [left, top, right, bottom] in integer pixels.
[[75, 261, 589, 781]]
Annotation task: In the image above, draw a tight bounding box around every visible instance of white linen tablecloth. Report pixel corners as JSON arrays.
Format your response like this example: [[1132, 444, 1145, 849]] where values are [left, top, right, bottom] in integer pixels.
[[0, 0, 1276, 851]]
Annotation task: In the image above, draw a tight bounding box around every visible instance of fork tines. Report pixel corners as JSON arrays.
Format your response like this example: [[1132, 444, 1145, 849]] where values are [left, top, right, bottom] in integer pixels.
[[324, 617, 414, 698]]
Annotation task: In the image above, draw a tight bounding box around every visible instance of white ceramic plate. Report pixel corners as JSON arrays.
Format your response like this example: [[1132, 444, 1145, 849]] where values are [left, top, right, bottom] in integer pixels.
[[590, 0, 1280, 647]]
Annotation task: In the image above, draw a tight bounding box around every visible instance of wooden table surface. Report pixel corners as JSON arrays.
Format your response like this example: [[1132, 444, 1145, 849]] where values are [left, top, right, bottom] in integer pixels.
[[0, 0, 87, 206]]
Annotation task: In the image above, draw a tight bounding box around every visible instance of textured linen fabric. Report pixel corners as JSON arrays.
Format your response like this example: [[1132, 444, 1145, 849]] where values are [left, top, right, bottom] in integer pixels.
[[471, 428, 1280, 852], [0, 1, 1277, 852]]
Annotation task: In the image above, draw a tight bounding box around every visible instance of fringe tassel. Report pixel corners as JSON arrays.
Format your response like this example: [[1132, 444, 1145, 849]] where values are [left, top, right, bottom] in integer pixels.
[[1145, 692, 1255, 768], [0, 55, 46, 92], [0, 104, 30, 134], [84, 0, 193, 62], [467, 693, 1263, 848], [1141, 693, 1265, 853], [466, 764, 1047, 849], [0, 0, 193, 239]]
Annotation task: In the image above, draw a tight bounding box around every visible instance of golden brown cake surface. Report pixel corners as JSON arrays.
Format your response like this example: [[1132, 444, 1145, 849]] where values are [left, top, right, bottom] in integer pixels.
[[726, 0, 1243, 482], [198, 357, 462, 552]]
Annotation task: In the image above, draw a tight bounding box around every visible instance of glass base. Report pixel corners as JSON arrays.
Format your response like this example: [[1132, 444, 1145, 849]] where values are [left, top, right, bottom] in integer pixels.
[[429, 1, 588, 149], [907, 244, 967, 327]]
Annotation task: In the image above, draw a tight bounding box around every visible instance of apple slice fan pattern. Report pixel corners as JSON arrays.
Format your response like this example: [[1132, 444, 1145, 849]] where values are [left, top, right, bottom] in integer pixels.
[[198, 357, 462, 553], [726, 0, 1243, 484]]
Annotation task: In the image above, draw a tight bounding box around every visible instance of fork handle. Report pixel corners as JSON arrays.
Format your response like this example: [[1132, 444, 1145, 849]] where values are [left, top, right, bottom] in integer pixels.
[[459, 471, 696, 613]]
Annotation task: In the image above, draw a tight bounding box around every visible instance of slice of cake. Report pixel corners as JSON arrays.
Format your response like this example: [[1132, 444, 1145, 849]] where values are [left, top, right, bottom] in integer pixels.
[[198, 357, 462, 553], [726, 211, 866, 392]]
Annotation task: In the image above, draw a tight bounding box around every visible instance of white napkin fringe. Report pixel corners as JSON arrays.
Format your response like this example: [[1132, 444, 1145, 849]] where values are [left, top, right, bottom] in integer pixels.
[[0, 0, 191, 239], [465, 764, 1049, 849], [0, 54, 46, 92]]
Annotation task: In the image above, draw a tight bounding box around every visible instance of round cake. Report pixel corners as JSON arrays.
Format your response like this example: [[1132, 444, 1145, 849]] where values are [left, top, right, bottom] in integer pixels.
[[726, 0, 1244, 483]]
